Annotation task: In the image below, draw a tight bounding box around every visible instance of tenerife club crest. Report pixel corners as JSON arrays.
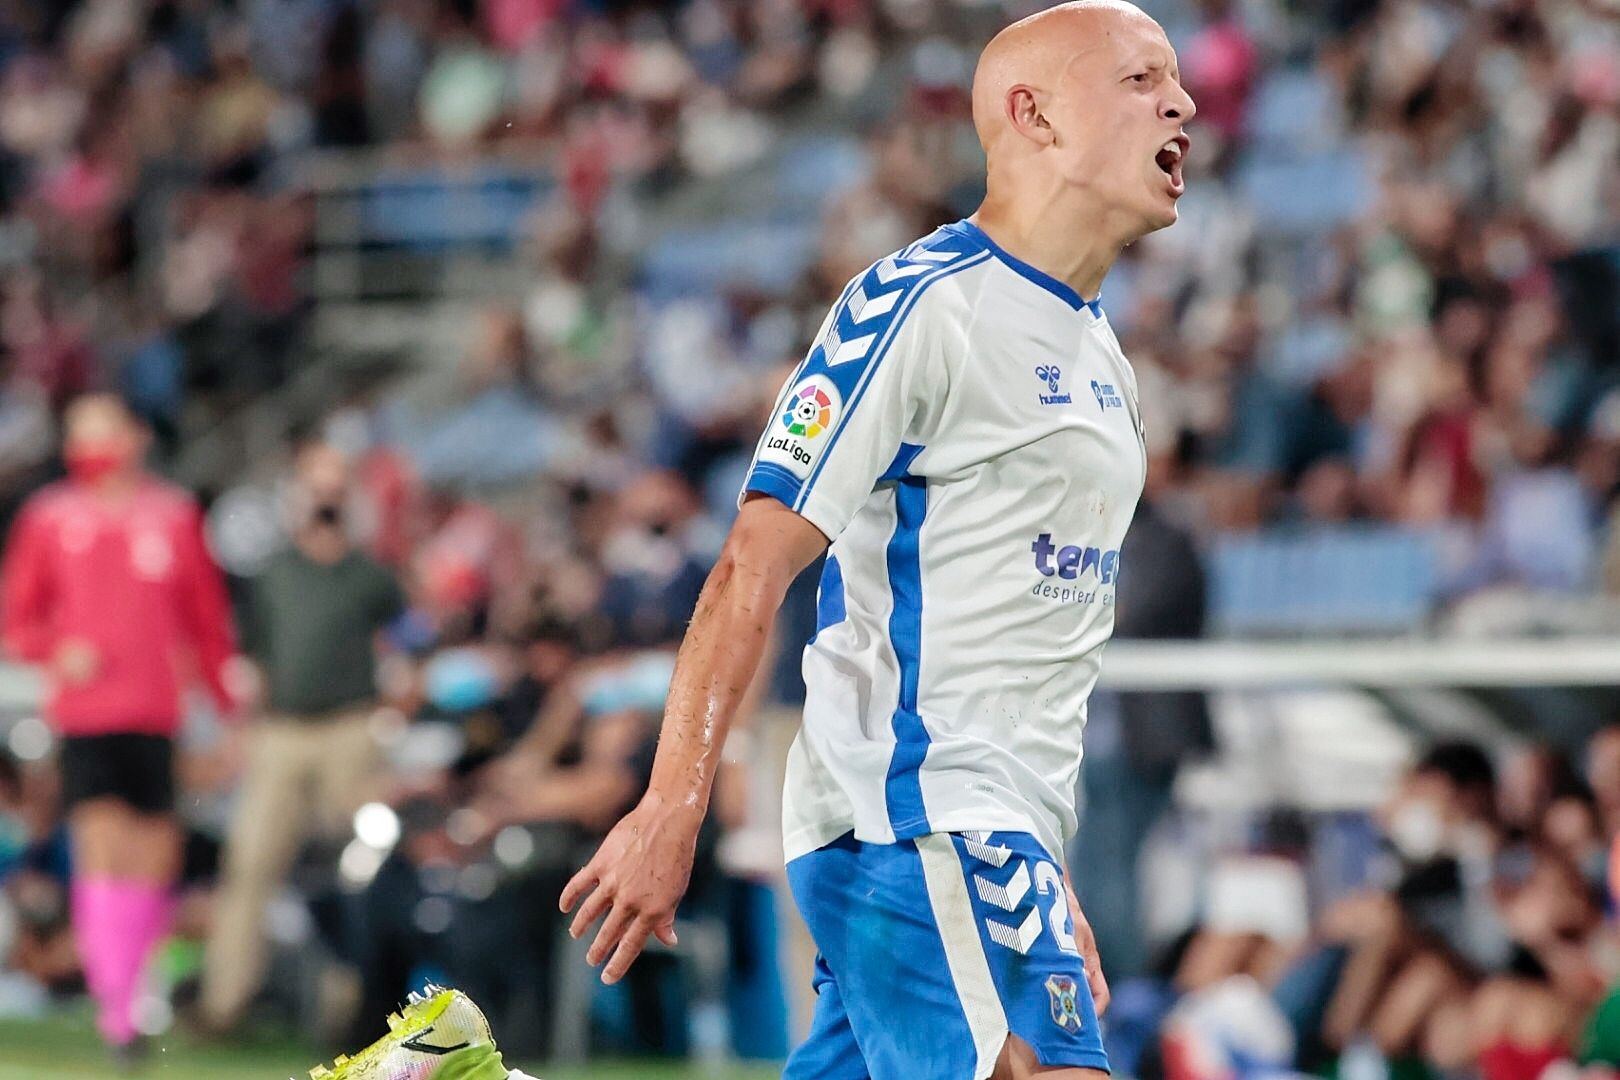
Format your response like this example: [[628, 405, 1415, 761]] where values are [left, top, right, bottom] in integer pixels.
[[1045, 974, 1084, 1034]]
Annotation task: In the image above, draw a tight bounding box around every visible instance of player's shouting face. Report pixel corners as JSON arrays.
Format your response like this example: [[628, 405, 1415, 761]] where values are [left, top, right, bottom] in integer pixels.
[[1066, 11, 1193, 233], [973, 0, 1196, 241], [1073, 15, 1192, 232]]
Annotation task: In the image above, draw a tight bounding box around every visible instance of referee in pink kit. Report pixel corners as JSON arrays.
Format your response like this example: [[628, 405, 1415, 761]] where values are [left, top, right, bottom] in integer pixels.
[[1, 393, 240, 1064]]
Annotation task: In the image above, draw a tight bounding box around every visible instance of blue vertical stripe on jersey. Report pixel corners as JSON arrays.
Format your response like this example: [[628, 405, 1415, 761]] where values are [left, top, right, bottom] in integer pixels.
[[879, 441, 925, 482], [791, 248, 989, 513], [884, 470, 931, 836], [809, 555, 845, 644]]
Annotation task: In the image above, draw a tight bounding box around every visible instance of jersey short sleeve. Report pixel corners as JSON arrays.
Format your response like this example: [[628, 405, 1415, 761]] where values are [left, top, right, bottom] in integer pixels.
[[739, 241, 981, 540]]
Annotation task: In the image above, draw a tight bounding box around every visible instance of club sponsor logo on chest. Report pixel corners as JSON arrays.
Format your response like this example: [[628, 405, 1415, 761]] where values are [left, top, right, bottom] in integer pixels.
[[1029, 532, 1120, 607]]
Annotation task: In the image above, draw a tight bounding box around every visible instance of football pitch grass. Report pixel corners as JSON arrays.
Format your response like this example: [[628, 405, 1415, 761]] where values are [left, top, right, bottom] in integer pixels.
[[0, 1012, 781, 1080]]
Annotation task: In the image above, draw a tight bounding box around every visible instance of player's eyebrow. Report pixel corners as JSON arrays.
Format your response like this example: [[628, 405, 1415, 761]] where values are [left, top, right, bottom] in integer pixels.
[[1117, 52, 1181, 82]]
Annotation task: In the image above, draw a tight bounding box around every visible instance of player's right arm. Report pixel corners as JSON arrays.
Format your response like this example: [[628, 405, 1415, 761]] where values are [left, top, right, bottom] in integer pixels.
[[559, 494, 828, 983], [562, 246, 958, 984]]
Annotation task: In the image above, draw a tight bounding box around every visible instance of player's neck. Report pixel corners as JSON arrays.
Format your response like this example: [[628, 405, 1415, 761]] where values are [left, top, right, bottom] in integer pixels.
[[970, 197, 1126, 304]]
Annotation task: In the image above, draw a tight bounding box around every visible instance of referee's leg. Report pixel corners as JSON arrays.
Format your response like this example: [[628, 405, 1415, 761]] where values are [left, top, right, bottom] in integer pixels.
[[63, 732, 182, 1038]]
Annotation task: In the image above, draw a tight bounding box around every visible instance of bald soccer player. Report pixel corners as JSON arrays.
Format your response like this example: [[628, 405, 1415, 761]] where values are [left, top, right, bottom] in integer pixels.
[[563, 4, 1195, 1077]]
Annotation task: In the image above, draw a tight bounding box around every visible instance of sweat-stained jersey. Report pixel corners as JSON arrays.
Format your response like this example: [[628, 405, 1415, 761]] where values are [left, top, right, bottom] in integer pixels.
[[741, 219, 1148, 864]]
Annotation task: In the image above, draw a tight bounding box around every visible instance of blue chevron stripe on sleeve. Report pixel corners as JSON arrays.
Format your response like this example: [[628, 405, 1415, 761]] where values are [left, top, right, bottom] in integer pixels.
[[741, 226, 988, 515], [792, 245, 987, 511]]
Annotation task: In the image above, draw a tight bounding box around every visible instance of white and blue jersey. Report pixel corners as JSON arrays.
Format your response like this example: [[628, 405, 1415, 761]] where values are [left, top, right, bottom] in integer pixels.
[[742, 219, 1145, 1078], [742, 219, 1147, 865]]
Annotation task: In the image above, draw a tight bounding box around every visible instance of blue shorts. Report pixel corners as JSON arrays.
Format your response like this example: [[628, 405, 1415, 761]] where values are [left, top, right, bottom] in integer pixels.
[[784, 831, 1111, 1080]]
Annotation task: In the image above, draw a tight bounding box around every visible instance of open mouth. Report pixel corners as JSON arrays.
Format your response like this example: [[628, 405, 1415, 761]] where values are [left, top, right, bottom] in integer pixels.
[[1154, 134, 1188, 195]]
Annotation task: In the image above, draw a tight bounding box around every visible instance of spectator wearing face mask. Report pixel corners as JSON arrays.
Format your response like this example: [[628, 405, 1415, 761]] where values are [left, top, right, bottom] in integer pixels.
[[592, 472, 710, 649], [1297, 742, 1506, 1061], [0, 393, 240, 1063], [198, 439, 405, 1034]]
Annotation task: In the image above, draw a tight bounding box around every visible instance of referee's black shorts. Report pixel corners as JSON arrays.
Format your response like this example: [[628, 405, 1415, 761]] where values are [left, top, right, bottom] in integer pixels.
[[58, 733, 176, 815]]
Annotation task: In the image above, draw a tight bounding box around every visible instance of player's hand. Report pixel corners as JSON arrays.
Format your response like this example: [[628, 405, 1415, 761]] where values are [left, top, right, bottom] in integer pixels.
[[52, 638, 99, 686], [1068, 887, 1110, 1017], [559, 792, 701, 984]]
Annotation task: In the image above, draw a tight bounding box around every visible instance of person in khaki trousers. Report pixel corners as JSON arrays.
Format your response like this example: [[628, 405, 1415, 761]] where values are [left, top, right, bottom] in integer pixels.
[[200, 441, 405, 1032]]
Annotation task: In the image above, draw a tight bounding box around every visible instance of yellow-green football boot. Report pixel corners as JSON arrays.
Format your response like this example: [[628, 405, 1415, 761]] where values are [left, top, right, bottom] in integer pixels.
[[304, 986, 520, 1080]]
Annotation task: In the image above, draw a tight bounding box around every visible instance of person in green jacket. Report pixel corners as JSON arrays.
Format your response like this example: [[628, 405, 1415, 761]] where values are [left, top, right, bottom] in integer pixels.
[[199, 440, 406, 1033]]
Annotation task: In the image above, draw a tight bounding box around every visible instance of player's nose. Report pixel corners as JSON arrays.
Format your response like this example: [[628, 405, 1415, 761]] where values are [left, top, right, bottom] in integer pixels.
[[1159, 82, 1196, 124]]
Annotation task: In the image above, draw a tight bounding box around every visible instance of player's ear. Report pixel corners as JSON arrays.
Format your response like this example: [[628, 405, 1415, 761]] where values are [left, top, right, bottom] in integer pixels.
[[1005, 85, 1055, 147]]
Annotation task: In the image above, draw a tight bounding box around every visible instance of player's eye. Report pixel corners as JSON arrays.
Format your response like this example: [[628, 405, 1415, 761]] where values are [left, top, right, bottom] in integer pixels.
[[1127, 72, 1150, 84]]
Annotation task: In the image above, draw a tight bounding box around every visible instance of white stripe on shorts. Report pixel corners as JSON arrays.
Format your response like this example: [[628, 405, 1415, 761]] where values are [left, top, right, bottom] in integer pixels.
[[916, 832, 1009, 1079]]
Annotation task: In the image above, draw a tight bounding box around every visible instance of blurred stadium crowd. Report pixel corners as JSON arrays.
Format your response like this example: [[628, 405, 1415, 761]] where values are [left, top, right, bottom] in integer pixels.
[[0, 0, 1613, 1075]]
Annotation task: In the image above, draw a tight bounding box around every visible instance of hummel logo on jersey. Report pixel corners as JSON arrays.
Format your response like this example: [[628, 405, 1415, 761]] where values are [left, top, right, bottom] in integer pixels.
[[1035, 365, 1072, 405], [1091, 380, 1122, 411]]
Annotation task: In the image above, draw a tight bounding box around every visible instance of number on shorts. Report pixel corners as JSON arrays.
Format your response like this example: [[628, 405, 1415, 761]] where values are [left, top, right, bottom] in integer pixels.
[[1034, 861, 1080, 956], [964, 833, 1081, 957]]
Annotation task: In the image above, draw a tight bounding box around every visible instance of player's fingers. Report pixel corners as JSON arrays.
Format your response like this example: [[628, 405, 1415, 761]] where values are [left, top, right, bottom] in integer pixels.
[[1072, 913, 1110, 1016], [1084, 950, 1110, 1017], [1073, 911, 1105, 979], [1070, 898, 1098, 952], [1090, 966, 1110, 1017], [586, 901, 636, 967], [651, 919, 678, 948], [601, 918, 654, 985], [559, 863, 598, 913], [568, 881, 613, 940]]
